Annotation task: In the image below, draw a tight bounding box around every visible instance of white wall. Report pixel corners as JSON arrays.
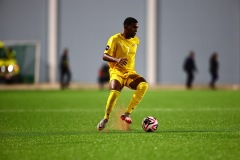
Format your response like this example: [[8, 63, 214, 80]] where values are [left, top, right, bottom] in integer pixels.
[[59, 0, 146, 83], [1, 0, 239, 85]]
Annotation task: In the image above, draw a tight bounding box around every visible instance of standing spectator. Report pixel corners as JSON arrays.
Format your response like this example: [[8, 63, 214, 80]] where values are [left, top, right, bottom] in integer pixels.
[[209, 52, 219, 89], [60, 48, 71, 89], [183, 51, 198, 89]]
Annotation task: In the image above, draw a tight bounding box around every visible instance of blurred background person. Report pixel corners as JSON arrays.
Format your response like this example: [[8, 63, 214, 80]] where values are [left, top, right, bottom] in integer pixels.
[[183, 50, 198, 89], [209, 52, 219, 89], [98, 63, 110, 90], [60, 48, 71, 89]]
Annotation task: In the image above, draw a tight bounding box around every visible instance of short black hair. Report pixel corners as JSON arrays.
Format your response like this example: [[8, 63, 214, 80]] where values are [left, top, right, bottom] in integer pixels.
[[123, 17, 138, 26]]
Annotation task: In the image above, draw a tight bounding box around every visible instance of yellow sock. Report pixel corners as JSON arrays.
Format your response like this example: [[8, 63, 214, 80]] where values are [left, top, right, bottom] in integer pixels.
[[104, 90, 120, 119], [125, 82, 148, 114]]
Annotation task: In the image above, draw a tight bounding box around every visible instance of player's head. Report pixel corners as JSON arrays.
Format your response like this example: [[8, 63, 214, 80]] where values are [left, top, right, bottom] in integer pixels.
[[123, 17, 138, 38], [211, 52, 218, 59]]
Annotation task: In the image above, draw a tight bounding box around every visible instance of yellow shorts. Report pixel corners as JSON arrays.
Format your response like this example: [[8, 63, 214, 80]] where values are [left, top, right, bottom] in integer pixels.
[[110, 69, 142, 88]]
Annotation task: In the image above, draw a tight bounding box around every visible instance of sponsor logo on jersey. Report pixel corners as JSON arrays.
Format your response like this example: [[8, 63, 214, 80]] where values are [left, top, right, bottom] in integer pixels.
[[105, 45, 110, 50]]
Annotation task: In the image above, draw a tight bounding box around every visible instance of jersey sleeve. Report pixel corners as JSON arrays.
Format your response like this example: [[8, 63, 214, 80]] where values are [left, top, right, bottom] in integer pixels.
[[104, 36, 116, 57], [135, 36, 140, 45]]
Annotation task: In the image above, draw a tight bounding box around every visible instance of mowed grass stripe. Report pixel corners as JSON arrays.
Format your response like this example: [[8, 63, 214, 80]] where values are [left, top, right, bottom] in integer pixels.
[[0, 108, 239, 112]]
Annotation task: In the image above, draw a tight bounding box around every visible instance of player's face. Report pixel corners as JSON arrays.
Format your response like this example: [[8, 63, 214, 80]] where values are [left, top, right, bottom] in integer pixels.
[[126, 23, 138, 38]]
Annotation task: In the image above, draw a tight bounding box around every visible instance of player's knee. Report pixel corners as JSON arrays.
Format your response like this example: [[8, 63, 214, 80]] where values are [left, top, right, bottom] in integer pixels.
[[109, 80, 122, 91], [137, 82, 148, 91]]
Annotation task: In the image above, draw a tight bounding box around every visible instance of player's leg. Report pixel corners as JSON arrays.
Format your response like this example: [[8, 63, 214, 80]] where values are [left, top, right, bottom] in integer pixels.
[[187, 71, 193, 89], [189, 72, 194, 88], [121, 75, 148, 124], [103, 79, 122, 119], [126, 76, 148, 114], [186, 72, 191, 88], [60, 70, 64, 89], [211, 72, 218, 89], [66, 70, 71, 88], [97, 76, 123, 130], [209, 73, 214, 89]]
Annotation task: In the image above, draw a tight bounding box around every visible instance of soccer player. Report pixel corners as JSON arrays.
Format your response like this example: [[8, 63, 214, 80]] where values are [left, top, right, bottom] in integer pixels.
[[97, 17, 148, 131]]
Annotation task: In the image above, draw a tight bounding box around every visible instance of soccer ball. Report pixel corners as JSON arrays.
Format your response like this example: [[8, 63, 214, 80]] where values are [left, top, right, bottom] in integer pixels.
[[142, 116, 158, 132]]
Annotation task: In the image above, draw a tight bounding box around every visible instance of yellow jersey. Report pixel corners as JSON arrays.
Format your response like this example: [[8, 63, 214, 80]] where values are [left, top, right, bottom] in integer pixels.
[[104, 33, 140, 75]]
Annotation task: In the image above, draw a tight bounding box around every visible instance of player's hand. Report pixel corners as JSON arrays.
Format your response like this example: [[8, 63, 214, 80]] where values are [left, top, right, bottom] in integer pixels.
[[117, 58, 128, 67]]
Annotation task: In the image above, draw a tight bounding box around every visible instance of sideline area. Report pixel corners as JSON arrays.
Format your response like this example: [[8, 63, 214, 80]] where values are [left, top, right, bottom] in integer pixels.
[[0, 83, 239, 90]]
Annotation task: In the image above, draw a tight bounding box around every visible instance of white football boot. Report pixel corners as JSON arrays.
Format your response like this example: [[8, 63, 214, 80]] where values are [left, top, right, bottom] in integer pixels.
[[97, 118, 108, 131]]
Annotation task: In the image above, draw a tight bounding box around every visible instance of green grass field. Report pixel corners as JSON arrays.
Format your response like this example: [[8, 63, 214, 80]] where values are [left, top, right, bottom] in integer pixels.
[[0, 89, 240, 160]]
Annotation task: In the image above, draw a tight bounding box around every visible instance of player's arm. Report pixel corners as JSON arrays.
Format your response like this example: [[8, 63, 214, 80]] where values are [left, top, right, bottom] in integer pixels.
[[103, 53, 128, 67]]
